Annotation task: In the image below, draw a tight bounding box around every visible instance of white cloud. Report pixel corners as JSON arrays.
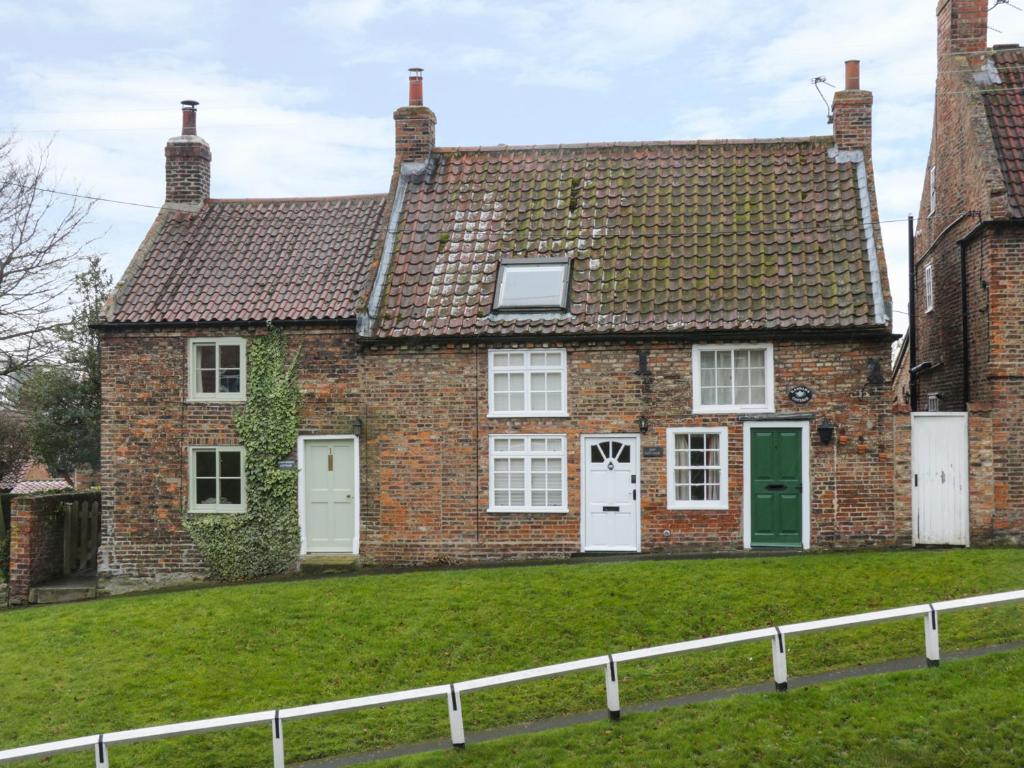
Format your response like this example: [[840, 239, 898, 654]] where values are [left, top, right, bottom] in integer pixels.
[[5, 56, 394, 277]]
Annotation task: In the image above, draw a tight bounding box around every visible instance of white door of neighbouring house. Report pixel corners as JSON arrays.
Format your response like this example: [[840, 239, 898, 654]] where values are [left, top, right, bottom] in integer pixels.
[[582, 435, 640, 552], [302, 438, 358, 553], [912, 413, 969, 546]]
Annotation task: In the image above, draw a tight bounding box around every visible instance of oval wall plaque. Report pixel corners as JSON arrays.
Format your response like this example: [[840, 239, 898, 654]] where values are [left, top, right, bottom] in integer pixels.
[[788, 386, 813, 404]]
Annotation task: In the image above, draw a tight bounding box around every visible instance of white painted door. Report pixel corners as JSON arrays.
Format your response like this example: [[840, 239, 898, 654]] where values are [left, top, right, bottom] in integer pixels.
[[583, 436, 640, 552], [912, 413, 969, 546], [303, 439, 357, 553]]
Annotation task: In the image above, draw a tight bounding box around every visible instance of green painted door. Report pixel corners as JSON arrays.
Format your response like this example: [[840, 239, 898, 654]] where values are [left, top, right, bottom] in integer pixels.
[[750, 427, 803, 547]]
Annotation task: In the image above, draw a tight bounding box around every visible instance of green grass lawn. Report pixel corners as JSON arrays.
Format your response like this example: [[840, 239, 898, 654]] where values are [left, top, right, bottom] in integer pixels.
[[0, 549, 1022, 768], [379, 648, 1024, 767]]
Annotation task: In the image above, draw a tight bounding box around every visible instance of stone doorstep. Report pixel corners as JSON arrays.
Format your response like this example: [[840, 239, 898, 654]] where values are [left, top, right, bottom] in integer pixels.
[[28, 571, 99, 605], [299, 554, 361, 576], [29, 585, 97, 605]]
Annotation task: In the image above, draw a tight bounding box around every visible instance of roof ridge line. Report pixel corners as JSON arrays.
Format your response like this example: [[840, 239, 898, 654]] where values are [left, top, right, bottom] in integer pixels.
[[432, 136, 834, 153], [207, 193, 387, 204]]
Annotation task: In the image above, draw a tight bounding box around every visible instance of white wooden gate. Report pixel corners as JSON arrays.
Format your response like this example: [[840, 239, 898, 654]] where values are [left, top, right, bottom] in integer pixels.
[[911, 413, 969, 546]]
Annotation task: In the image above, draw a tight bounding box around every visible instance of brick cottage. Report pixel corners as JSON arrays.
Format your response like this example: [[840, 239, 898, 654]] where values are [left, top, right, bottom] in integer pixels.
[[98, 63, 900, 588]]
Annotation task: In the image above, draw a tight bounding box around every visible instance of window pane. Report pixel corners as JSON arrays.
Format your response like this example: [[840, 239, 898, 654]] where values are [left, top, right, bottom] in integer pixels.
[[507, 390, 526, 411], [219, 344, 240, 368], [496, 263, 568, 309], [197, 344, 216, 368], [219, 479, 242, 505], [195, 478, 218, 504], [195, 450, 217, 477], [220, 451, 241, 478], [705, 470, 721, 500], [219, 369, 241, 393], [199, 370, 217, 393], [751, 385, 766, 405]]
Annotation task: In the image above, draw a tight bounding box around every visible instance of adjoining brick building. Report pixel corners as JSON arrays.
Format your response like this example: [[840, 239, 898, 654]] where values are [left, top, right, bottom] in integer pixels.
[[98, 62, 901, 587], [908, 0, 1024, 542]]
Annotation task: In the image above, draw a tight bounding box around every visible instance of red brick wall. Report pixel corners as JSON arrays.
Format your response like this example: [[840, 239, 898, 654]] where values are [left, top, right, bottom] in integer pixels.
[[99, 325, 365, 583], [101, 326, 903, 580], [359, 336, 903, 565]]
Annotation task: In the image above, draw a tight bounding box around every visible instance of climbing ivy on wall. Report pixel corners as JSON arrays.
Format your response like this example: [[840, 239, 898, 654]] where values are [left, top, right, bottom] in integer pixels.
[[185, 325, 301, 580]]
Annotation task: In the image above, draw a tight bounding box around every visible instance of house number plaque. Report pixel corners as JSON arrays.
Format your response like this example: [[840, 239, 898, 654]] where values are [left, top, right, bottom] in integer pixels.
[[642, 446, 664, 458], [788, 386, 813, 404]]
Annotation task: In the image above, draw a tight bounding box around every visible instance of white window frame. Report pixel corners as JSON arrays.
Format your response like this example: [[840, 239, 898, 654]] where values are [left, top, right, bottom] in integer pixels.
[[488, 434, 568, 513], [488, 349, 569, 418], [666, 427, 729, 510], [924, 263, 935, 313], [929, 165, 937, 217], [692, 343, 775, 414], [188, 446, 246, 514], [188, 337, 247, 402]]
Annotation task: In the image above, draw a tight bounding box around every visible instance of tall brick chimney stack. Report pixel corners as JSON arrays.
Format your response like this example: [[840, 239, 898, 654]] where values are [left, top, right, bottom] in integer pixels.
[[937, 0, 988, 65], [832, 60, 873, 154], [165, 100, 211, 209], [394, 68, 435, 166]]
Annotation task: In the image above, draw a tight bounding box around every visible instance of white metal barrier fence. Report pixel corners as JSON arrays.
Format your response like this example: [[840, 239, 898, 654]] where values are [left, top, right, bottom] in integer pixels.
[[1, 588, 1022, 767]]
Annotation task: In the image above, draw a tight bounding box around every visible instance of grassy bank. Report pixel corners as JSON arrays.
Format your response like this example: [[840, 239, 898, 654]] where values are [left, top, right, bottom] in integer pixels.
[[0, 548, 1022, 767], [379, 648, 1024, 767]]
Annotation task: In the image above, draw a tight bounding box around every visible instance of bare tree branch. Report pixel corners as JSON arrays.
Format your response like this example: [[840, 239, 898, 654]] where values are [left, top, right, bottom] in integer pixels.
[[0, 135, 95, 380]]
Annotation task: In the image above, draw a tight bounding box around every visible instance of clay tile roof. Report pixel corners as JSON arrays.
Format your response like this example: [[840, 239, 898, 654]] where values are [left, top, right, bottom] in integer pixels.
[[372, 138, 887, 338], [983, 47, 1024, 218], [10, 479, 72, 495], [107, 194, 386, 324]]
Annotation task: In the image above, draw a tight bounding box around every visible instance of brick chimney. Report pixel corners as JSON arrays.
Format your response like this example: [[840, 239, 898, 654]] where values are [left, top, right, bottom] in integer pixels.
[[165, 100, 211, 209], [393, 68, 435, 166], [832, 60, 872, 154], [937, 0, 987, 64]]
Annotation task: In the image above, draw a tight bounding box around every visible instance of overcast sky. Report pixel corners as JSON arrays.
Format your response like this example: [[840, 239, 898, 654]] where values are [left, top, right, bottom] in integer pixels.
[[5, 0, 1024, 336]]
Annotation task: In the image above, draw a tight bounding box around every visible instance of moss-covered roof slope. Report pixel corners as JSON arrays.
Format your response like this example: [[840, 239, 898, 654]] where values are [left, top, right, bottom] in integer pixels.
[[373, 138, 889, 338]]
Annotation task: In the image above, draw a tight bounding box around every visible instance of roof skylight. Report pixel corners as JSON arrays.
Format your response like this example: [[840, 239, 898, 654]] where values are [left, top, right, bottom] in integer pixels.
[[493, 259, 570, 311]]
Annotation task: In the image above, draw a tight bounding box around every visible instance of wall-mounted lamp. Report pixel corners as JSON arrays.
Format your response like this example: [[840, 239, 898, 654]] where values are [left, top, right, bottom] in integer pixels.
[[817, 418, 835, 445], [637, 415, 649, 434], [353, 416, 364, 438]]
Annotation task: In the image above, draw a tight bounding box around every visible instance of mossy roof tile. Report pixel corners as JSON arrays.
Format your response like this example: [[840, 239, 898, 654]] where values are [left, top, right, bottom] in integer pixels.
[[376, 138, 882, 337]]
